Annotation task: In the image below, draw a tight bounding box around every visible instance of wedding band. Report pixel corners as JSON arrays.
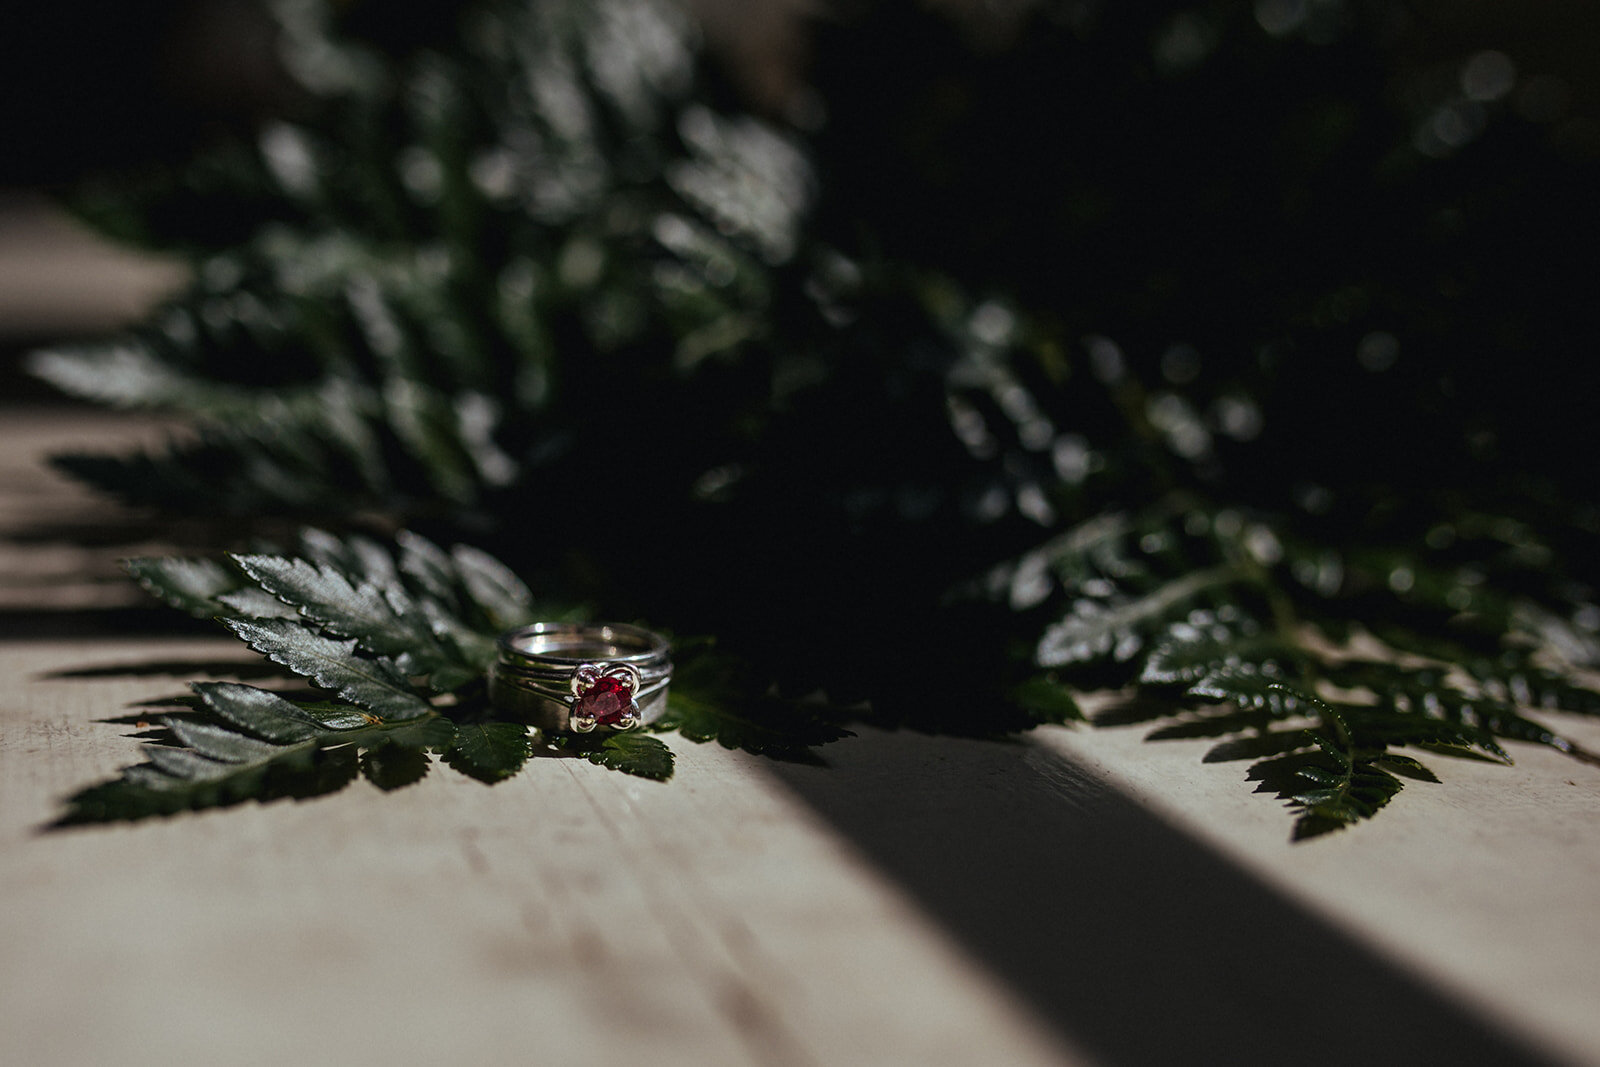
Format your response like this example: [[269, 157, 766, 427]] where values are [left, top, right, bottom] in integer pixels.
[[489, 622, 672, 733]]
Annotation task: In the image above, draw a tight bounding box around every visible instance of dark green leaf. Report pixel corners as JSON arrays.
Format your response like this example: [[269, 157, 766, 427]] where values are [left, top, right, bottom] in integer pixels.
[[1249, 749, 1409, 840], [1186, 670, 1316, 718], [1139, 617, 1307, 686], [450, 542, 536, 630], [446, 723, 531, 782], [427, 662, 485, 693], [191, 681, 332, 740], [555, 731, 675, 780], [659, 690, 851, 761], [277, 699, 387, 731], [379, 717, 458, 752], [124, 557, 242, 618], [1037, 566, 1239, 668], [1291, 760, 1407, 841], [221, 618, 431, 719], [1295, 765, 1344, 786], [215, 587, 303, 620], [1470, 662, 1600, 717], [1010, 676, 1085, 724], [1358, 717, 1512, 764], [230, 553, 446, 665], [382, 380, 481, 503], [162, 718, 286, 763], [28, 343, 230, 410], [146, 745, 237, 780], [1375, 753, 1441, 782], [298, 528, 401, 589], [55, 744, 361, 825], [396, 530, 459, 608]]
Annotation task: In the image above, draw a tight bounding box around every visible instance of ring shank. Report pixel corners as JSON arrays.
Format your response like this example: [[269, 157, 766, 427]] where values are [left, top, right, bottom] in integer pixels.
[[499, 622, 668, 666]]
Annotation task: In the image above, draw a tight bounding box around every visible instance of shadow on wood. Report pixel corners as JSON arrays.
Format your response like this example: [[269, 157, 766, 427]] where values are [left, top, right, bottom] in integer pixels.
[[765, 727, 1559, 1067]]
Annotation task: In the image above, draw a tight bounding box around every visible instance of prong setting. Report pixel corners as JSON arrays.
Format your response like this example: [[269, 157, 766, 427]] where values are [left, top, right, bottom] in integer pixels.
[[567, 662, 643, 731]]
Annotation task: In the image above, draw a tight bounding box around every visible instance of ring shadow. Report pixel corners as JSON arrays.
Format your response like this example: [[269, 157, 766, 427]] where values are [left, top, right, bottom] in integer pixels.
[[763, 727, 1561, 1067]]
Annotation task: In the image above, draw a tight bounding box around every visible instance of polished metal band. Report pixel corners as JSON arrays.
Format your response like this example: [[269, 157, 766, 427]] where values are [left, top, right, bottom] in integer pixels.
[[488, 622, 672, 733]]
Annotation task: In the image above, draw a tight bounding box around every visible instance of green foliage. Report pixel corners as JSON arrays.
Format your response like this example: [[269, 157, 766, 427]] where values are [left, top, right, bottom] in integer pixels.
[[654, 648, 854, 761], [221, 617, 433, 718], [1011, 504, 1599, 837], [56, 531, 701, 823], [553, 731, 675, 780], [1008, 676, 1087, 727], [34, 0, 1600, 836], [445, 723, 533, 783], [59, 686, 455, 824]]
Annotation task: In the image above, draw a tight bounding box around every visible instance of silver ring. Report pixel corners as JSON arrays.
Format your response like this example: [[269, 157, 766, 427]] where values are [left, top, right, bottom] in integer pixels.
[[488, 622, 672, 733]]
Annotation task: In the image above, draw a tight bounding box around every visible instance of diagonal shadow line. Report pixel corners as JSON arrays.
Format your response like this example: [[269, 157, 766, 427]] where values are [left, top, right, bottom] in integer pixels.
[[0, 606, 213, 640], [43, 656, 284, 680], [765, 727, 1564, 1067]]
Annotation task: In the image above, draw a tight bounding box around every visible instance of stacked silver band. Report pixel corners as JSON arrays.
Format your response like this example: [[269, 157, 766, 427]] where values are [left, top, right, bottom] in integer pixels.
[[489, 622, 672, 733]]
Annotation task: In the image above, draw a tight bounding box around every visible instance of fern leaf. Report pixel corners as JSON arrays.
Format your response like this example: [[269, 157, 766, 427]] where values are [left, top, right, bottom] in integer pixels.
[[124, 557, 244, 619], [56, 704, 452, 823], [229, 553, 450, 671], [1037, 566, 1239, 667], [1009, 676, 1087, 725], [1291, 759, 1407, 841], [191, 681, 336, 740], [449, 542, 537, 631], [1184, 670, 1314, 717], [221, 618, 431, 719], [445, 723, 532, 783], [554, 731, 675, 780], [162, 718, 287, 763], [1139, 613, 1308, 686]]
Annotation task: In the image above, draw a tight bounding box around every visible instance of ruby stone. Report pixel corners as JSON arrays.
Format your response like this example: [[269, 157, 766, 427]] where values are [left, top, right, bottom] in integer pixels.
[[575, 676, 635, 726]]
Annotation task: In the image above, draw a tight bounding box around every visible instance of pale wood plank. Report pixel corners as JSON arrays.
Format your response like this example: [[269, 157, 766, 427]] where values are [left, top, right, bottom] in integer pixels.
[[0, 408, 199, 614], [0, 195, 186, 336]]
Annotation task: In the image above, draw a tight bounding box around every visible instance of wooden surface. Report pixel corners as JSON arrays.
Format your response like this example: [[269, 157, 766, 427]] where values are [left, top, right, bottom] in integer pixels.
[[0, 192, 185, 338], [2, 210, 1599, 1063], [4, 411, 1600, 1067]]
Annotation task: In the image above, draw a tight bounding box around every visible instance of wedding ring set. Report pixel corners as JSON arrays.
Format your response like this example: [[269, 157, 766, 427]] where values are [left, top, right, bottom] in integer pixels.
[[488, 621, 672, 734]]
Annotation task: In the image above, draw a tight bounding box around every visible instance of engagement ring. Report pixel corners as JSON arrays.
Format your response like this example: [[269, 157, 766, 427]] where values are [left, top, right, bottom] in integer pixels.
[[489, 622, 672, 733]]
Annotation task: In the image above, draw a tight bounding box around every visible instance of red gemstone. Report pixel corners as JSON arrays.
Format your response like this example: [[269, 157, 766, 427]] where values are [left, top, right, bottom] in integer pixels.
[[575, 676, 635, 726]]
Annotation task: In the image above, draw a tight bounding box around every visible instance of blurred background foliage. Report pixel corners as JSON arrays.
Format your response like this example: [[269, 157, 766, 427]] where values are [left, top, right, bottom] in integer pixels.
[[11, 0, 1600, 829]]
